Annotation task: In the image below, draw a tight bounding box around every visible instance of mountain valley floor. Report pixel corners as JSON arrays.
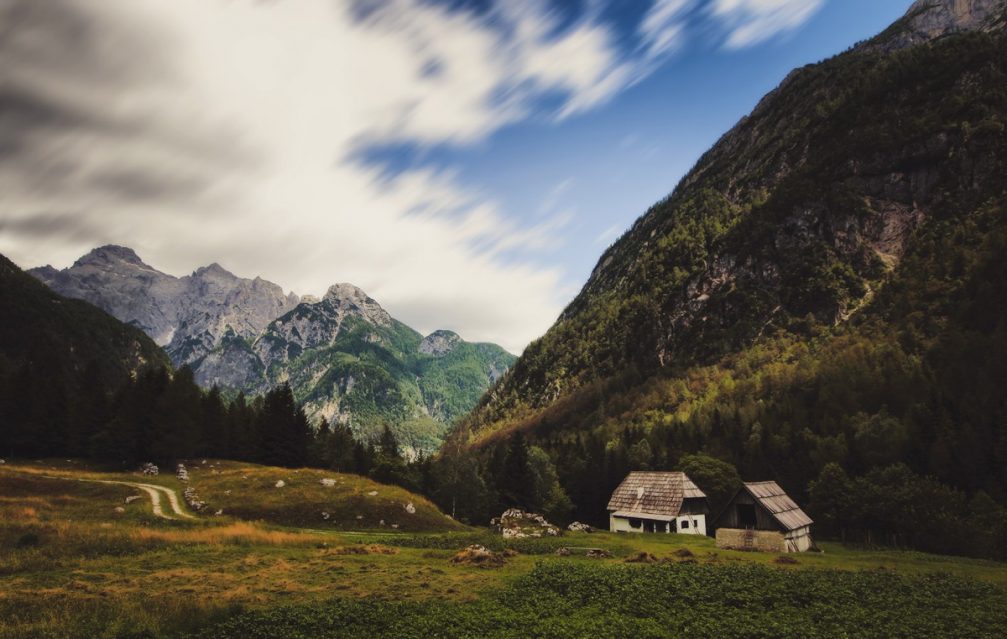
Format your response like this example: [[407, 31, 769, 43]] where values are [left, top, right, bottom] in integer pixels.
[[1, 460, 1006, 638]]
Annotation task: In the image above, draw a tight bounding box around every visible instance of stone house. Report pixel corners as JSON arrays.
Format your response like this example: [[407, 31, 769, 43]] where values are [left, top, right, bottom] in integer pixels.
[[607, 471, 709, 535], [712, 481, 813, 552]]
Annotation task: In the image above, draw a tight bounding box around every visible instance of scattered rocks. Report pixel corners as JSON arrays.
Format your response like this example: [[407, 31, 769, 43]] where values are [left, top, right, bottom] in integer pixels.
[[141, 462, 158, 476], [321, 511, 331, 521], [183, 487, 207, 512], [567, 521, 593, 533], [586, 549, 612, 559], [125, 495, 142, 505], [554, 547, 571, 556], [404, 502, 416, 514], [492, 509, 561, 538], [320, 478, 337, 487], [176, 464, 189, 481], [275, 480, 286, 488], [450, 545, 506, 568]]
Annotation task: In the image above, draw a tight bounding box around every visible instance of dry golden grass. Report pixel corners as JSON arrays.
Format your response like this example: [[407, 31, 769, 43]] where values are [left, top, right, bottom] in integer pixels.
[[130, 521, 326, 546]]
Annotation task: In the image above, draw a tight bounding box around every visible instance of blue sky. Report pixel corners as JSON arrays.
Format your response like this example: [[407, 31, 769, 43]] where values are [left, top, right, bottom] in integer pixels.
[[1, 0, 911, 352], [355, 0, 908, 301]]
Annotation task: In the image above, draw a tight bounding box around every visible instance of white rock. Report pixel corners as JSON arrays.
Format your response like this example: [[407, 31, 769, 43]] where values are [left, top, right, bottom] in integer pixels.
[[321, 511, 331, 520], [367, 490, 378, 496], [391, 523, 399, 529], [125, 495, 142, 504], [114, 506, 126, 513], [404, 502, 416, 514], [214, 509, 224, 516], [275, 480, 286, 488], [320, 478, 337, 487]]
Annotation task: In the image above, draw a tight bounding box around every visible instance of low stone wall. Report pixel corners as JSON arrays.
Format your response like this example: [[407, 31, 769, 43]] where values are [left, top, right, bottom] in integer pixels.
[[716, 528, 786, 553]]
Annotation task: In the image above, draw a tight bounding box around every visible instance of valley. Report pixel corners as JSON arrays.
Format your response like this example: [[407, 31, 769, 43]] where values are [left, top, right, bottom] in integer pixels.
[[2, 460, 1006, 639]]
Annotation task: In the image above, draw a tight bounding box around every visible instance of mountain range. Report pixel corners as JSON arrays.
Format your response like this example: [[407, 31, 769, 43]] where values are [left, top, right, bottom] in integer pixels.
[[450, 0, 1007, 513], [31, 247, 514, 451]]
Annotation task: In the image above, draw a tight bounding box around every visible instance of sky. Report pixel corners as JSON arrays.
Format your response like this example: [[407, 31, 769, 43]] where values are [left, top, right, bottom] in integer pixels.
[[0, 0, 910, 353]]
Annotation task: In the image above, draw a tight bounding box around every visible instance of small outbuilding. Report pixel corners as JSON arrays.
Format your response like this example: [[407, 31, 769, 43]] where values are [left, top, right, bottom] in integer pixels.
[[607, 471, 709, 535], [712, 481, 813, 553]]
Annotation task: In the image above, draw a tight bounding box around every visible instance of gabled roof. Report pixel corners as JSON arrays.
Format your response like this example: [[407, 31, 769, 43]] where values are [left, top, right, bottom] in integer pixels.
[[742, 481, 813, 531], [606, 471, 707, 518]]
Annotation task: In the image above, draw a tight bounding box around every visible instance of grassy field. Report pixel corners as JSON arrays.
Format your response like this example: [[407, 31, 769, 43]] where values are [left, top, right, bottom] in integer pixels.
[[2, 460, 1006, 638]]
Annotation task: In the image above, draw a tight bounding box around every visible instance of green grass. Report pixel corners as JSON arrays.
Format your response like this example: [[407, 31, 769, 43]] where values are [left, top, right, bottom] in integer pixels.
[[2, 461, 1007, 638]]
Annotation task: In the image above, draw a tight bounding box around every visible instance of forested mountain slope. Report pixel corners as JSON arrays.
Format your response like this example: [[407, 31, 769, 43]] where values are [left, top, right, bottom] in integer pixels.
[[0, 253, 170, 456], [446, 1, 1007, 548]]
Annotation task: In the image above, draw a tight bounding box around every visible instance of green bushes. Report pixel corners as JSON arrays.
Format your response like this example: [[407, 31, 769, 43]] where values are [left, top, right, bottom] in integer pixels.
[[191, 561, 1007, 639]]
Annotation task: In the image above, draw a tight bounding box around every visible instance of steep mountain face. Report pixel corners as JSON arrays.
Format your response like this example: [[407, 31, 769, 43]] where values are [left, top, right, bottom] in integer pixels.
[[455, 2, 1007, 513], [870, 0, 1007, 52], [31, 248, 515, 451], [0, 253, 170, 455], [31, 246, 300, 364]]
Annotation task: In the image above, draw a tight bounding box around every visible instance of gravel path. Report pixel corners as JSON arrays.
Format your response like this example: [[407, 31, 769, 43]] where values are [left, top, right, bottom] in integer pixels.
[[38, 474, 196, 520]]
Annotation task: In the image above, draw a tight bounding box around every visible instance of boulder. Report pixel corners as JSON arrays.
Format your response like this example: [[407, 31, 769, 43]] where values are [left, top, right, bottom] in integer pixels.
[[567, 521, 593, 533], [491, 508, 561, 538], [275, 480, 286, 488], [404, 502, 416, 514], [141, 462, 158, 476]]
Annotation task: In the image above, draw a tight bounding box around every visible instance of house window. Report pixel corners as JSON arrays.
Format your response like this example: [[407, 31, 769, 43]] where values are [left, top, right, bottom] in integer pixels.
[[681, 520, 690, 529], [628, 518, 642, 529]]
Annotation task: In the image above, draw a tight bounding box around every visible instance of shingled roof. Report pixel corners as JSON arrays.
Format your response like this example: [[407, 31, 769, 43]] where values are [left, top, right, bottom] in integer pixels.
[[606, 471, 706, 518], [743, 481, 813, 531]]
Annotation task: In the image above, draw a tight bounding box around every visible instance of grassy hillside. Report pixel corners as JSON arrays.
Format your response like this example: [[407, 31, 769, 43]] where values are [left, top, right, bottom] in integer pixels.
[[2, 462, 1006, 638]]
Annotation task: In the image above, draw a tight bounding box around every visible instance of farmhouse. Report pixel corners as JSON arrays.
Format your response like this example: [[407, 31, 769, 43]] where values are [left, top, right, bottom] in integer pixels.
[[607, 471, 709, 535], [713, 481, 813, 552]]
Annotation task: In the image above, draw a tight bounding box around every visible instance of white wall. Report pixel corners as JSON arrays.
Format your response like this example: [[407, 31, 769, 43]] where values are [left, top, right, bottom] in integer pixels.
[[609, 513, 707, 535], [676, 514, 706, 536]]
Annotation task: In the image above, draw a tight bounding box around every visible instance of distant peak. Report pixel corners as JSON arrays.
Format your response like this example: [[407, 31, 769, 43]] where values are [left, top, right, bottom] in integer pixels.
[[324, 282, 371, 303], [193, 262, 236, 279], [74, 245, 145, 267], [419, 330, 462, 357]]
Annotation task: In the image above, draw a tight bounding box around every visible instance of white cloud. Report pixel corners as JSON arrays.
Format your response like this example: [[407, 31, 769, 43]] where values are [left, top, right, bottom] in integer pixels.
[[0, 0, 817, 354], [711, 0, 824, 48], [2, 0, 689, 353]]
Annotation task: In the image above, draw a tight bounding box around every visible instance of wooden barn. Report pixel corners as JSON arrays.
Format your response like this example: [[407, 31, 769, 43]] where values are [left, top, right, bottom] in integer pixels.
[[607, 471, 709, 535], [712, 481, 813, 552]]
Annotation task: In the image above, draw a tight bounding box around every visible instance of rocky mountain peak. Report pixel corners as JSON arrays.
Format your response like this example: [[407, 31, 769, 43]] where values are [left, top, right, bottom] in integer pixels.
[[419, 330, 462, 357], [871, 0, 1006, 51], [192, 262, 236, 280], [74, 244, 146, 268], [323, 283, 391, 326]]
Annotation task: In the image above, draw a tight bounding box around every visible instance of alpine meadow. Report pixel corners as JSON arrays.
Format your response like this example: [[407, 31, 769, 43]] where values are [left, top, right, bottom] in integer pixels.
[[2, 1, 1007, 637]]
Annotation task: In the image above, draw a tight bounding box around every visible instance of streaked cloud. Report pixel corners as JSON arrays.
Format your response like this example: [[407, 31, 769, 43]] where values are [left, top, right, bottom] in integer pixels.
[[712, 0, 825, 48], [0, 0, 824, 352]]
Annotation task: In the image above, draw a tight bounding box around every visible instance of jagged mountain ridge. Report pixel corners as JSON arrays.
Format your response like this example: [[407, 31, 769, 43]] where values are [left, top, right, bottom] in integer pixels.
[[457, 0, 1007, 448], [31, 245, 299, 363], [31, 247, 515, 450]]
